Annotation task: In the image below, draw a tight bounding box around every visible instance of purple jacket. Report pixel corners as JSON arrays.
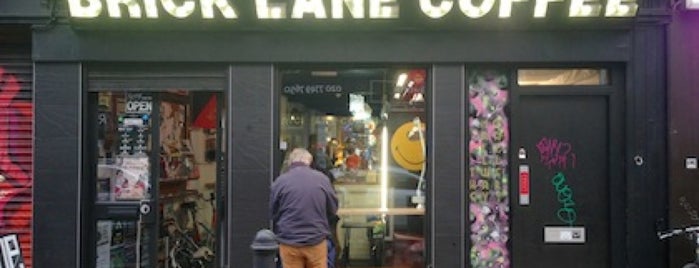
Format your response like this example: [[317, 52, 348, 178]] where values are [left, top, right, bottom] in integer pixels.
[[270, 162, 339, 246]]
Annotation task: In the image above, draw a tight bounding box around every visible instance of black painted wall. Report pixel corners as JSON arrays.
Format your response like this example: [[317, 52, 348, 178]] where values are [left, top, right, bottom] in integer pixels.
[[33, 63, 81, 267], [627, 19, 669, 268], [431, 65, 467, 268], [0, 0, 46, 22], [229, 65, 274, 266], [668, 10, 699, 268]]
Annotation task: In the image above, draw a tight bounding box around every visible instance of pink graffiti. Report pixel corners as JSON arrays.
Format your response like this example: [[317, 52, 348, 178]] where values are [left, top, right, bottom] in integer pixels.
[[0, 66, 33, 267], [536, 137, 576, 170]]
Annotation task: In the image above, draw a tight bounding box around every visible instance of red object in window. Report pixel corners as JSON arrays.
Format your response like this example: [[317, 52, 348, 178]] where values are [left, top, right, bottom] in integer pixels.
[[193, 95, 217, 129], [346, 154, 361, 170]]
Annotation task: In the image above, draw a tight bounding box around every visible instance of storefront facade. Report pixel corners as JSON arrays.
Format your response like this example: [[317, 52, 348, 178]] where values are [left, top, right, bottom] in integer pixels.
[[0, 0, 675, 267]]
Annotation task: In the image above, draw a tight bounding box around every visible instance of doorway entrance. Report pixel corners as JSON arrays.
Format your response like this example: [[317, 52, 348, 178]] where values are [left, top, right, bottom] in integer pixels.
[[277, 66, 428, 268], [85, 90, 225, 268], [509, 68, 623, 267]]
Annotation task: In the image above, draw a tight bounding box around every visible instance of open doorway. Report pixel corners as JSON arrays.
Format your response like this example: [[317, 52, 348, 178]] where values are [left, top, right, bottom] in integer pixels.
[[277, 66, 428, 268]]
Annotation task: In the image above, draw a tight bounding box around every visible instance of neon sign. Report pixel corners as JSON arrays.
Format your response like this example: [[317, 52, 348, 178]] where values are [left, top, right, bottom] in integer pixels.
[[67, 0, 638, 19]]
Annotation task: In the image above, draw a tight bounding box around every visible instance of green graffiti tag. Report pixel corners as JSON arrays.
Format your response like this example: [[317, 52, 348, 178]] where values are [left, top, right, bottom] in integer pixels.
[[551, 172, 577, 226]]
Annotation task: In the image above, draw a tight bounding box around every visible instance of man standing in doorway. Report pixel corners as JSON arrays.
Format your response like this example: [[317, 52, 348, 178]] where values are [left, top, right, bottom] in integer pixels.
[[271, 148, 339, 268]]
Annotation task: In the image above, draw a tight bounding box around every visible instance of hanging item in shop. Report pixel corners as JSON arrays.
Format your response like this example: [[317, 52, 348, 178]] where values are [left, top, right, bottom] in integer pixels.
[[160, 100, 199, 180], [192, 95, 217, 129], [394, 69, 426, 104], [390, 118, 426, 172]]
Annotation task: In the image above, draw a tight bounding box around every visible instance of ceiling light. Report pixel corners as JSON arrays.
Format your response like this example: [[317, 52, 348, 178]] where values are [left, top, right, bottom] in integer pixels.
[[311, 71, 338, 77]]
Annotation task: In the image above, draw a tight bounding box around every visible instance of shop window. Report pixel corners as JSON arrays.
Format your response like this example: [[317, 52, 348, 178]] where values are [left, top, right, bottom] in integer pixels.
[[518, 68, 609, 86], [92, 90, 220, 268], [279, 67, 427, 267]]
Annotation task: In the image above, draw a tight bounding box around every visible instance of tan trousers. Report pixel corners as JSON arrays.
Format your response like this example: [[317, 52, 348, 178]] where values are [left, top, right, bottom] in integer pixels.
[[279, 240, 327, 268]]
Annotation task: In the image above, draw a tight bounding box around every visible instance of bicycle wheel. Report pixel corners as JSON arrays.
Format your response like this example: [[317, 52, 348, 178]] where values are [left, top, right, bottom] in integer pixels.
[[682, 263, 699, 268]]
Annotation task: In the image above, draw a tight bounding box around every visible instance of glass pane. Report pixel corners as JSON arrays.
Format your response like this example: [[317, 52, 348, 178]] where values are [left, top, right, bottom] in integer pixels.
[[96, 92, 153, 202], [158, 92, 217, 268], [517, 69, 608, 86], [279, 67, 427, 267], [96, 220, 151, 268]]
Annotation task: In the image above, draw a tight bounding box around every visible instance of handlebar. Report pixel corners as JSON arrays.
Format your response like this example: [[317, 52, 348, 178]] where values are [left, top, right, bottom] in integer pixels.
[[657, 225, 699, 240]]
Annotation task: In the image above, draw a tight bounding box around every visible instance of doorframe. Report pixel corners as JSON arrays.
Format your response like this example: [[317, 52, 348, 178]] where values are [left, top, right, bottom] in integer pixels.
[[506, 64, 626, 268]]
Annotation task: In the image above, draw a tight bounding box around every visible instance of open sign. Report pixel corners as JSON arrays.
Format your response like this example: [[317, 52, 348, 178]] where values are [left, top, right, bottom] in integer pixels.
[[126, 101, 153, 113]]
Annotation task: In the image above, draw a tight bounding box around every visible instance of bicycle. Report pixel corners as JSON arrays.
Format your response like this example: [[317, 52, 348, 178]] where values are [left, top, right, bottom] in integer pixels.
[[657, 224, 699, 268], [161, 192, 216, 268]]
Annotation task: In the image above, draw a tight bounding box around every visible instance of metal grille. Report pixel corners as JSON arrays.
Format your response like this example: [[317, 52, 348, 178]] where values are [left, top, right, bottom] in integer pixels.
[[0, 26, 33, 268]]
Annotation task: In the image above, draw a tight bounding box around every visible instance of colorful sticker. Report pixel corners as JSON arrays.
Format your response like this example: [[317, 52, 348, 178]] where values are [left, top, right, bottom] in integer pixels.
[[468, 70, 510, 268]]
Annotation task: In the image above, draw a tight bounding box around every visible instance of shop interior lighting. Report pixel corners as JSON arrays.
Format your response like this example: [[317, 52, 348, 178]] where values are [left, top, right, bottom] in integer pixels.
[[311, 71, 338, 77], [380, 126, 389, 212], [396, 73, 408, 87]]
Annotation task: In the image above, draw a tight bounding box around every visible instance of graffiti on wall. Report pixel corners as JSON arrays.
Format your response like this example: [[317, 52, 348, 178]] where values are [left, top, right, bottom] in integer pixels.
[[0, 67, 32, 267], [0, 234, 25, 268], [536, 137, 577, 170], [468, 70, 510, 268], [551, 172, 577, 226], [536, 137, 579, 226]]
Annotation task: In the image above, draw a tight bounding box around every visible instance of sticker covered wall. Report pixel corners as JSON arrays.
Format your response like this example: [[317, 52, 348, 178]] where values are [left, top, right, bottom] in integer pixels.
[[468, 70, 510, 268]]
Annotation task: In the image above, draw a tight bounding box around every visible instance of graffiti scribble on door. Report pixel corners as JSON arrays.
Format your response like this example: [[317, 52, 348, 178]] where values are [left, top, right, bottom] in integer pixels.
[[468, 70, 510, 268], [0, 66, 32, 267], [536, 137, 577, 170]]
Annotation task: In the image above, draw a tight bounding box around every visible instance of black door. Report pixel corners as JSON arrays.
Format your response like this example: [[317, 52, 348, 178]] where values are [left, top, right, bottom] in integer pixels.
[[86, 91, 224, 268], [510, 70, 623, 268]]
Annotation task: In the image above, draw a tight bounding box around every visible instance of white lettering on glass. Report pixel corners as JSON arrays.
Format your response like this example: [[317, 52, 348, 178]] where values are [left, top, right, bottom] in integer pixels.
[[66, 0, 639, 19], [162, 0, 196, 18], [569, 0, 601, 16], [107, 0, 142, 18], [256, 0, 287, 19], [292, 0, 328, 18], [499, 0, 527, 17], [68, 0, 103, 18], [201, 0, 238, 18], [534, 0, 563, 17], [369, 0, 399, 18], [144, 0, 158, 17], [332, 0, 365, 19], [458, 0, 495, 18], [605, 0, 638, 16], [419, 0, 454, 18]]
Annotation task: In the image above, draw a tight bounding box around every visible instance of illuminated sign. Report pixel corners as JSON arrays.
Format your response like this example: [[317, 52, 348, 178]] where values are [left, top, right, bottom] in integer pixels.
[[67, 0, 638, 19]]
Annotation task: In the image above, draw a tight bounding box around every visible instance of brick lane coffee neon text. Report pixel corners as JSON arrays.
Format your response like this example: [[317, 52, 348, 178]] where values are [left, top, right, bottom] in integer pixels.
[[68, 0, 638, 19]]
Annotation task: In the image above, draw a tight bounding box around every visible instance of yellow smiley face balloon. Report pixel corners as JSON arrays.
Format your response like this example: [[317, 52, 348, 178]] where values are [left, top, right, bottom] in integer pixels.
[[390, 121, 426, 171]]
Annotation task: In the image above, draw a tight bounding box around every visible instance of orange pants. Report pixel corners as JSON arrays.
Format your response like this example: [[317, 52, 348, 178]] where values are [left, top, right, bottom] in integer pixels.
[[279, 240, 327, 268]]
